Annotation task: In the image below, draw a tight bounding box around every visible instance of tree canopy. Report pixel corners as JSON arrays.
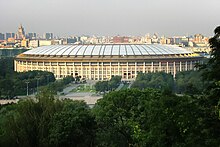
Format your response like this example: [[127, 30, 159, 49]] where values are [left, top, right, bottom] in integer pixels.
[[0, 90, 96, 147], [95, 76, 121, 92]]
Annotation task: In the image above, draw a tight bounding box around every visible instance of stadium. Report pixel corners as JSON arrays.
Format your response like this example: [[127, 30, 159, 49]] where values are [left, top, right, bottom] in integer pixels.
[[15, 44, 203, 81]]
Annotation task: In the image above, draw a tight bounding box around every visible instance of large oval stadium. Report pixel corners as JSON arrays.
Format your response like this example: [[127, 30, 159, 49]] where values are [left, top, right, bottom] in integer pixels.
[[15, 44, 203, 80]]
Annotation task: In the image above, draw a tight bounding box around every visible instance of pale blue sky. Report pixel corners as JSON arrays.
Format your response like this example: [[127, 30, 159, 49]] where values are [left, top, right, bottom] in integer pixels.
[[0, 0, 219, 36]]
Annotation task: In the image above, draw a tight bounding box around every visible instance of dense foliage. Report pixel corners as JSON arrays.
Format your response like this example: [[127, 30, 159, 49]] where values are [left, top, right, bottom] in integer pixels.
[[95, 76, 121, 92], [175, 70, 204, 94], [132, 72, 174, 92], [0, 59, 55, 98], [0, 58, 76, 98], [132, 71, 205, 95], [93, 89, 220, 146], [0, 90, 96, 147], [40, 76, 75, 95]]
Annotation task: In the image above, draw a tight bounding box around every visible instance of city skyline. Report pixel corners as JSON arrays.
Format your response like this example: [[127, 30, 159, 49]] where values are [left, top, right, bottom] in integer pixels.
[[0, 0, 219, 36]]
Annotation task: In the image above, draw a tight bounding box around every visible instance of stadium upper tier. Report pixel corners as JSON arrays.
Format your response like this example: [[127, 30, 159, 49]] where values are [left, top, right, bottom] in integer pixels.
[[23, 44, 194, 57]]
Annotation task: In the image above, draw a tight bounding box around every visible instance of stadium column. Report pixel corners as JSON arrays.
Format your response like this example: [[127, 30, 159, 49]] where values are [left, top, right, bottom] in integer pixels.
[[151, 62, 154, 72], [102, 62, 104, 80], [72, 62, 75, 77], [50, 62, 52, 73], [190, 61, 193, 70], [180, 61, 182, 72], [57, 62, 59, 79], [26, 61, 28, 71], [89, 62, 91, 80], [135, 62, 137, 78], [143, 62, 145, 73], [185, 61, 188, 71], [81, 62, 83, 79], [159, 62, 161, 72], [43, 61, 45, 71], [166, 62, 169, 73], [118, 62, 120, 76], [65, 62, 67, 77], [127, 62, 129, 80], [37, 61, 39, 70]]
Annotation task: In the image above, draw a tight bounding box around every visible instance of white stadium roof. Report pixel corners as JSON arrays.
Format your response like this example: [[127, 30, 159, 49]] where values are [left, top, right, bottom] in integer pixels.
[[23, 44, 193, 56]]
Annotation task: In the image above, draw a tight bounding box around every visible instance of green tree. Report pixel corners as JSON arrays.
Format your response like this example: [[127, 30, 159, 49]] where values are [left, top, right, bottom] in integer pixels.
[[108, 76, 122, 90], [204, 26, 220, 82], [132, 72, 174, 92], [196, 26, 220, 145], [95, 81, 109, 92], [175, 70, 204, 95], [0, 89, 97, 147], [93, 89, 208, 146], [48, 100, 96, 147], [0, 90, 63, 147], [62, 76, 75, 85]]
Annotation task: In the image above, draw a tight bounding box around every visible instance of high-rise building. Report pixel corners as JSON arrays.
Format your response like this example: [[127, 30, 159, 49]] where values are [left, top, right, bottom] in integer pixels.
[[113, 36, 129, 43], [29, 40, 40, 48], [44, 33, 53, 40], [194, 34, 204, 43], [16, 24, 25, 40], [27, 33, 37, 39], [0, 33, 5, 40], [5, 33, 15, 40]]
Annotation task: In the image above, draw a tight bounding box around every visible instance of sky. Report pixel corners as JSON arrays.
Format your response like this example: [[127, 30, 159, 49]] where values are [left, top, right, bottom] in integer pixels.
[[0, 0, 219, 37]]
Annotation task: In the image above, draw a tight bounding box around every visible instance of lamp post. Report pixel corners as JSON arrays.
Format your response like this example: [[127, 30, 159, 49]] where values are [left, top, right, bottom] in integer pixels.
[[25, 81, 30, 96]]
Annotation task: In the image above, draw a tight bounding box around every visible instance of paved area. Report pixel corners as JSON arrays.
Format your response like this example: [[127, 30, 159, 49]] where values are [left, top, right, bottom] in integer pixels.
[[61, 83, 79, 95], [60, 82, 102, 105], [1, 81, 102, 106], [0, 99, 19, 105], [60, 95, 102, 105], [116, 83, 124, 91], [128, 81, 134, 88], [62, 91, 102, 105]]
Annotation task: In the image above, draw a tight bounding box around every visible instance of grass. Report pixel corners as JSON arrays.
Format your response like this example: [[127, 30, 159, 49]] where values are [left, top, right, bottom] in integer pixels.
[[70, 85, 96, 93]]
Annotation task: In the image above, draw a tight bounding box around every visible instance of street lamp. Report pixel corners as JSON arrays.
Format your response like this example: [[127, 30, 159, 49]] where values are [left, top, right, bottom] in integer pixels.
[[25, 81, 30, 96]]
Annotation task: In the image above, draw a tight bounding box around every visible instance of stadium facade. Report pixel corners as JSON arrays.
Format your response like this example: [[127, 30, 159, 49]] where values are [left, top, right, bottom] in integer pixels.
[[15, 44, 203, 80]]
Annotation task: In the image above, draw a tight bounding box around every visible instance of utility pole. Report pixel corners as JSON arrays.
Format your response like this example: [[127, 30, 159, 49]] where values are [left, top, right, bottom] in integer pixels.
[[25, 81, 30, 96]]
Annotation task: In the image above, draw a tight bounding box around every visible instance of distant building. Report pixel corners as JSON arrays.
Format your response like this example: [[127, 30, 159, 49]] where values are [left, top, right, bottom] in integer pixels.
[[7, 38, 15, 43], [152, 33, 159, 43], [29, 40, 39, 48], [39, 40, 52, 46], [44, 33, 53, 40], [21, 39, 29, 48], [63, 38, 77, 44], [16, 24, 25, 40], [113, 36, 129, 43], [27, 33, 37, 39], [5, 33, 15, 40], [194, 34, 204, 43], [52, 40, 63, 45], [0, 33, 5, 40]]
